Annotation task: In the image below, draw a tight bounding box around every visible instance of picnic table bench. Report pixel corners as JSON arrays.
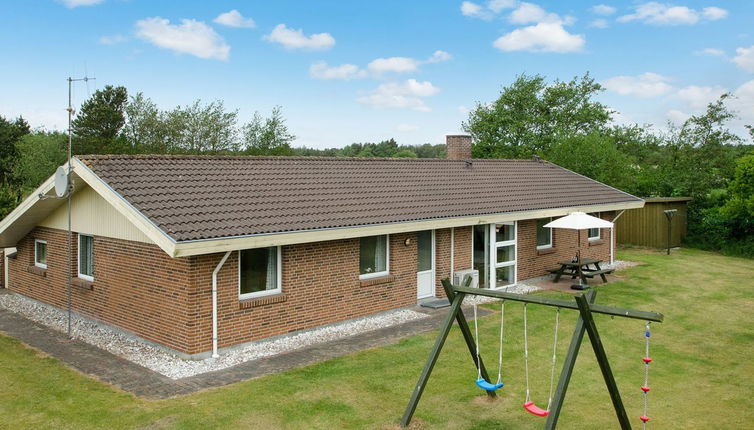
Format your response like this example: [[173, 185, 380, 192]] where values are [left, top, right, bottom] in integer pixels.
[[548, 258, 614, 285]]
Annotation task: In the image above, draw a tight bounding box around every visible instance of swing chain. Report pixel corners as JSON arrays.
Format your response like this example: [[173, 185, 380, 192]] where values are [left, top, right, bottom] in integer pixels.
[[497, 300, 505, 385], [473, 302, 482, 380], [523, 303, 530, 402], [546, 307, 560, 411]]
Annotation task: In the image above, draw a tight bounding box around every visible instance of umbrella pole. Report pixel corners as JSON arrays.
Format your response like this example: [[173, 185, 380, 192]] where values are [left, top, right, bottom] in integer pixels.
[[572, 230, 587, 290]]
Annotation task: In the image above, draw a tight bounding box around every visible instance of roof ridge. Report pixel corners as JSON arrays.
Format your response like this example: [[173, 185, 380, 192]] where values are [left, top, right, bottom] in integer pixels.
[[75, 154, 539, 162]]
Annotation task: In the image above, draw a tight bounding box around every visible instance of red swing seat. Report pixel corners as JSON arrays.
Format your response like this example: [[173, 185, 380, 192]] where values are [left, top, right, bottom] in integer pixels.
[[523, 401, 549, 417]]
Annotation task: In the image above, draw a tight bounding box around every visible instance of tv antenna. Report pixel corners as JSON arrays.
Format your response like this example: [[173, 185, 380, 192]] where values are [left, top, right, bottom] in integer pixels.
[[63, 75, 95, 338]]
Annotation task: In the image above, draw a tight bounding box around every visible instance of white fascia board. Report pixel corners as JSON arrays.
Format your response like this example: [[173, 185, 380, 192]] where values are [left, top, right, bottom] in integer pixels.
[[172, 200, 644, 257]]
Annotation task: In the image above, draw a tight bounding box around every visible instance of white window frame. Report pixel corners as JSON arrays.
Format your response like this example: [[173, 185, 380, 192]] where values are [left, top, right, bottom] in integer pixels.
[[588, 212, 602, 241], [536, 218, 553, 250], [359, 234, 390, 280], [34, 239, 48, 269], [77, 234, 94, 282], [238, 246, 282, 300], [491, 222, 517, 289]]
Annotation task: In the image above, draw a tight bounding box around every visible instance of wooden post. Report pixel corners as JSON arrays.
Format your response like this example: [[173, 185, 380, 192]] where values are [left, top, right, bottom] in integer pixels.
[[401, 292, 466, 427], [575, 294, 632, 430], [544, 289, 597, 429]]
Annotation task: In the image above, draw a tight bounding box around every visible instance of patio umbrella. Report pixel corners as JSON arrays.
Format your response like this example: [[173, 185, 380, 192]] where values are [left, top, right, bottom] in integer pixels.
[[544, 212, 614, 290]]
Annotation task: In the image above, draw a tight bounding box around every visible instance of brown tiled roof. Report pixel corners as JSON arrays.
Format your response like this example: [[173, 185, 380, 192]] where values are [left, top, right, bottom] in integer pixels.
[[78, 155, 642, 242]]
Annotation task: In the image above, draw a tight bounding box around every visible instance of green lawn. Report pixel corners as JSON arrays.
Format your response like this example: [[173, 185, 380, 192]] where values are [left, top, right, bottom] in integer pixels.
[[1, 248, 752, 429]]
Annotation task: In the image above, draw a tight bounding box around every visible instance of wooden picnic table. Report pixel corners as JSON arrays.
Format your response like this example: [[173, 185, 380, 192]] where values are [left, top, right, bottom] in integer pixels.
[[548, 258, 614, 285]]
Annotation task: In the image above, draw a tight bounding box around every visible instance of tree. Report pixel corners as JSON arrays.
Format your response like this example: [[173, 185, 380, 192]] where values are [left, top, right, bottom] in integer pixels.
[[242, 106, 295, 155], [0, 115, 29, 187], [547, 132, 634, 191], [393, 149, 418, 158], [464, 73, 612, 159], [0, 115, 30, 218], [14, 132, 67, 194], [72, 85, 128, 154]]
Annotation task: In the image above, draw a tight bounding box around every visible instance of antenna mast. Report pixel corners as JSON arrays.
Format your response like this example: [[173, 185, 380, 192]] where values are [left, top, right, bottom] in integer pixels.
[[65, 75, 94, 339]]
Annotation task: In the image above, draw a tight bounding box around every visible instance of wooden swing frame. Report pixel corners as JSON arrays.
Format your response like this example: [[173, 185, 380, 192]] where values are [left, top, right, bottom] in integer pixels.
[[400, 278, 664, 429]]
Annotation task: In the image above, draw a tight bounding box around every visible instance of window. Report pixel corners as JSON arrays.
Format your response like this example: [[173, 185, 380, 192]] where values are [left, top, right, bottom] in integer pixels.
[[536, 218, 552, 249], [359, 235, 389, 279], [588, 212, 601, 240], [34, 240, 47, 269], [78, 234, 94, 281], [239, 247, 281, 299]]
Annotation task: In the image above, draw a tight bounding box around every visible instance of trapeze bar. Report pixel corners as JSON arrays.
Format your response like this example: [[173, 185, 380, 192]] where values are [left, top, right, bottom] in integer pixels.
[[452, 286, 664, 323]]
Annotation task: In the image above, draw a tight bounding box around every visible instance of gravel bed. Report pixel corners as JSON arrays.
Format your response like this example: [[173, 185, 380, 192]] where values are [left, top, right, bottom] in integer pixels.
[[464, 282, 543, 305], [602, 260, 641, 271], [0, 293, 428, 380]]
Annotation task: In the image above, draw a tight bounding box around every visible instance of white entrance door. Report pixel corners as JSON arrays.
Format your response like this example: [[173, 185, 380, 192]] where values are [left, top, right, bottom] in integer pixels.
[[491, 222, 517, 289], [416, 230, 435, 299]]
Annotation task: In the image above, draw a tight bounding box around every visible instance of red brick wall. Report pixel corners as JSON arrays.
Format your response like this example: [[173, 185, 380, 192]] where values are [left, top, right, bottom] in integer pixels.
[[0, 249, 4, 287], [7, 227, 195, 353], [5, 215, 614, 355], [517, 212, 615, 280]]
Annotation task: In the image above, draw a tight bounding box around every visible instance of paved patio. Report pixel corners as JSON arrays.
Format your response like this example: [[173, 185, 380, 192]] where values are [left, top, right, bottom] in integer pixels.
[[0, 296, 490, 400], [522, 272, 627, 294]]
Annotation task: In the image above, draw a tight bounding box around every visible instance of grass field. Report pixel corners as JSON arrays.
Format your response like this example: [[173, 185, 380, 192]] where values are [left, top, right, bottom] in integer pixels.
[[0, 248, 752, 429]]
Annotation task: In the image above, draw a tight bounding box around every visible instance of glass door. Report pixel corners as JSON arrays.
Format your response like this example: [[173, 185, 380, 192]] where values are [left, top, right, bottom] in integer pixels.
[[492, 222, 516, 288]]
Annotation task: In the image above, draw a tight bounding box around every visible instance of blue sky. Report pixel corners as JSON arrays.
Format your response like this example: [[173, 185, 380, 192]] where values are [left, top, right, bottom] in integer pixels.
[[2, 0, 753, 148]]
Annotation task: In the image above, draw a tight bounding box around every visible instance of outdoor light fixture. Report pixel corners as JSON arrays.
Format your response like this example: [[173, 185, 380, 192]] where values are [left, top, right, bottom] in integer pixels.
[[404, 238, 412, 246]]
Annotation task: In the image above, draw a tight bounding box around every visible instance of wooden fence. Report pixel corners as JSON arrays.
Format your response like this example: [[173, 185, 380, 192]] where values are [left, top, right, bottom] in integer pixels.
[[615, 197, 692, 248]]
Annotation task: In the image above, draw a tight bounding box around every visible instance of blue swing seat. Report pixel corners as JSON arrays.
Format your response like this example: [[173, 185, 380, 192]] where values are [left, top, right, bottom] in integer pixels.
[[476, 377, 504, 391]]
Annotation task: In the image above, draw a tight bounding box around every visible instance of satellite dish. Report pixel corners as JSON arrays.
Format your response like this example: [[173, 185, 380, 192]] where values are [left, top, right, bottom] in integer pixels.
[[54, 166, 68, 198]]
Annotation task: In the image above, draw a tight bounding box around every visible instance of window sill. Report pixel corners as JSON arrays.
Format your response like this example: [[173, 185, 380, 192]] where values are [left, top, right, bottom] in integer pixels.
[[588, 239, 605, 246], [536, 247, 556, 256], [71, 277, 94, 291], [27, 265, 47, 277], [239, 293, 287, 309], [360, 274, 396, 287]]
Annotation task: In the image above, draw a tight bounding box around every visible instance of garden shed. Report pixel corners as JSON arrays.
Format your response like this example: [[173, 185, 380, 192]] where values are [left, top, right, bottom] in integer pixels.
[[615, 197, 692, 248]]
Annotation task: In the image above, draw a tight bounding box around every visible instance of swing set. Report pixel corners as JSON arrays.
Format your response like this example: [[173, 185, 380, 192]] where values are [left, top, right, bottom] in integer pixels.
[[401, 278, 664, 429]]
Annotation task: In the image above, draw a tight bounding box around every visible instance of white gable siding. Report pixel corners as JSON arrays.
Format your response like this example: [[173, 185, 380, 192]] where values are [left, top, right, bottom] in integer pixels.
[[39, 186, 154, 245]]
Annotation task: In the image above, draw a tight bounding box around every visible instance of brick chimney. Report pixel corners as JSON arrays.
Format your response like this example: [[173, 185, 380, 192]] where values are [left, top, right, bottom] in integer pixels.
[[446, 134, 472, 160]]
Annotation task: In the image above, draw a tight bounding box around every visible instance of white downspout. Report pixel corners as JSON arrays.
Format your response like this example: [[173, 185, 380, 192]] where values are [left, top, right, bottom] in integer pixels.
[[611, 210, 626, 264], [212, 251, 232, 358], [450, 227, 455, 280]]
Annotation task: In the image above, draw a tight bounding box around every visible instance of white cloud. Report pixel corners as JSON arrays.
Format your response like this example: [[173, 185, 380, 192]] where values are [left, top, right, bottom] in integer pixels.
[[427, 50, 452, 63], [676, 85, 727, 109], [309, 61, 366, 80], [702, 7, 728, 20], [99, 34, 126, 45], [590, 19, 609, 29], [458, 105, 470, 114], [396, 123, 419, 132], [733, 80, 754, 123], [366, 51, 452, 75], [695, 48, 725, 57], [461, 0, 515, 19], [135, 17, 230, 61], [591, 4, 616, 16], [602, 72, 673, 98], [357, 79, 440, 112], [213, 10, 256, 28], [368, 57, 421, 74], [488, 0, 516, 13], [733, 45, 754, 73], [493, 22, 585, 53], [509, 2, 551, 24], [60, 0, 104, 8], [264, 24, 335, 51], [666, 109, 690, 125], [618, 2, 728, 26], [461, 1, 491, 20]]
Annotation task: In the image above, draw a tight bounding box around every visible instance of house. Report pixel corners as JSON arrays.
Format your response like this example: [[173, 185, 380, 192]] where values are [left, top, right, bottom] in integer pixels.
[[0, 135, 644, 358]]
